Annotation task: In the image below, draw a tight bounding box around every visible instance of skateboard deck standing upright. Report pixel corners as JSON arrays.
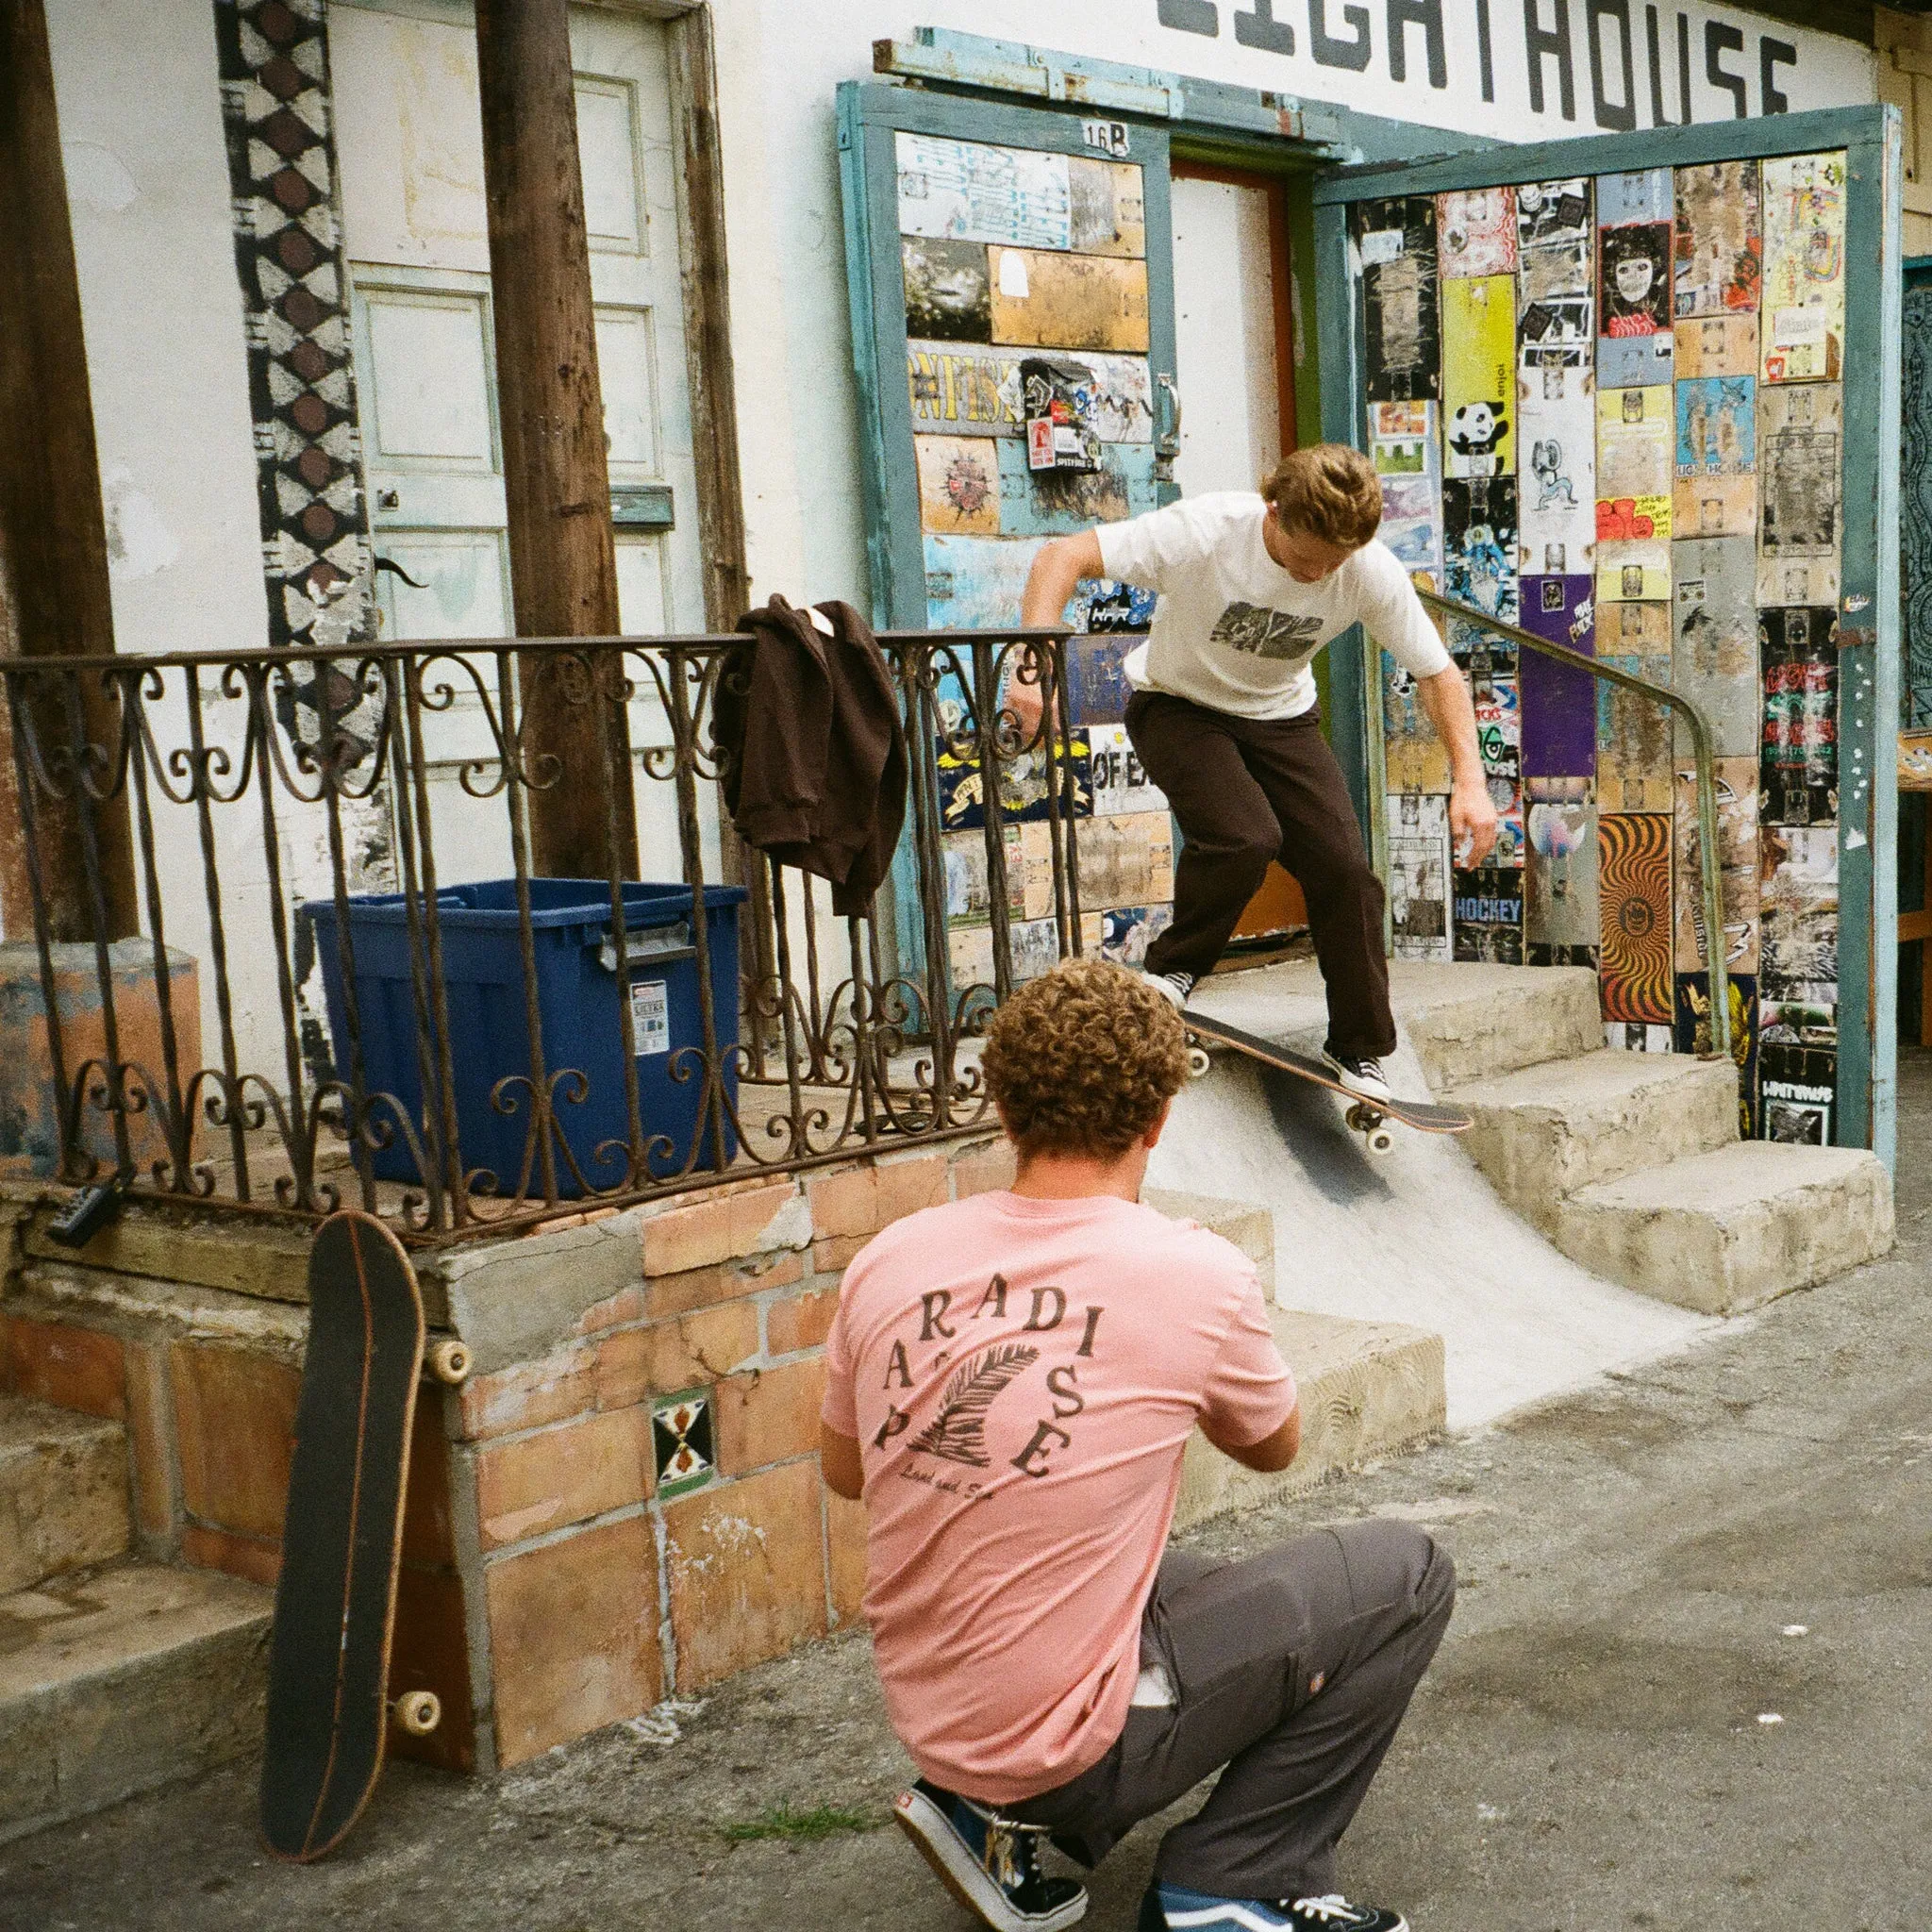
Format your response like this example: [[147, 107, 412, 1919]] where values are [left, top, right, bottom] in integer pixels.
[[260, 1208, 468, 1863], [1180, 1009, 1472, 1153]]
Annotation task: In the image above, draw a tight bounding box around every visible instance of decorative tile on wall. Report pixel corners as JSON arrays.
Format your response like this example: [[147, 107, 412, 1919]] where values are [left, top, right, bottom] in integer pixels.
[[1384, 653, 1452, 794], [1520, 574, 1596, 777], [652, 1391, 717, 1502], [1758, 608, 1840, 827], [212, 0, 375, 658], [1525, 777, 1599, 965], [1673, 161, 1761, 321], [1355, 197, 1441, 402], [1452, 865, 1524, 964], [1675, 970, 1759, 1135], [1674, 758, 1760, 978], [1389, 792, 1452, 962], [1757, 825, 1839, 1006], [1672, 535, 1760, 757], [1518, 362, 1596, 578]]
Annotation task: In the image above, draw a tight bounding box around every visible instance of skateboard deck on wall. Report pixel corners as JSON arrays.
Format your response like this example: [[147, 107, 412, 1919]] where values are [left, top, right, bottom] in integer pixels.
[[1180, 1009, 1471, 1154], [259, 1209, 469, 1864]]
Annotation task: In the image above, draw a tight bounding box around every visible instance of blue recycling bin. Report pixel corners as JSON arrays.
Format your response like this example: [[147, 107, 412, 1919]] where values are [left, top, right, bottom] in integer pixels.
[[304, 878, 747, 1195]]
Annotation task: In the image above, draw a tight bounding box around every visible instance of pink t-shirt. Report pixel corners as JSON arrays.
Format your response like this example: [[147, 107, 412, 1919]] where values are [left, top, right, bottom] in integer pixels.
[[822, 1189, 1296, 1807]]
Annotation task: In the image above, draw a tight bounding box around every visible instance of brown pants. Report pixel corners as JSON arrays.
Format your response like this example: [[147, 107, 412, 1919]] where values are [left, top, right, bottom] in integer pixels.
[[1126, 691, 1396, 1059]]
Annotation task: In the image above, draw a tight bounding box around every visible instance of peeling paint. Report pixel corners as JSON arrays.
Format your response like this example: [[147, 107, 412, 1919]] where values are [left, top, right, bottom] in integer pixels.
[[62, 141, 138, 212], [101, 466, 179, 580]]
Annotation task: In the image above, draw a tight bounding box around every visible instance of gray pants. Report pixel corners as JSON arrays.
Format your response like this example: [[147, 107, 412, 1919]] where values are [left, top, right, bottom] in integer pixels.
[[1009, 1521, 1455, 1902]]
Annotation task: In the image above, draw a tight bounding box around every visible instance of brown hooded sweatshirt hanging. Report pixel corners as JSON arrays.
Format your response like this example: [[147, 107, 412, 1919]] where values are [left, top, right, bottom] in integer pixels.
[[714, 596, 908, 915]]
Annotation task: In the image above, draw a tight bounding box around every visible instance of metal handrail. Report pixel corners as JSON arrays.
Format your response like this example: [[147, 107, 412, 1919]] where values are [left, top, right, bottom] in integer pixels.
[[1411, 588, 1731, 1059]]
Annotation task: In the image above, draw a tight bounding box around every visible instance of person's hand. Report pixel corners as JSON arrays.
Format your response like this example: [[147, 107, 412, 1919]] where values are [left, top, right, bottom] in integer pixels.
[[1450, 774, 1500, 868], [1001, 650, 1047, 744]]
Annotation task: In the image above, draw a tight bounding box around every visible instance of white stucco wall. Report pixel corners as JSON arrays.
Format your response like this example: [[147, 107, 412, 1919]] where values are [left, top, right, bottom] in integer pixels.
[[44, 0, 270, 658], [41, 0, 1878, 645]]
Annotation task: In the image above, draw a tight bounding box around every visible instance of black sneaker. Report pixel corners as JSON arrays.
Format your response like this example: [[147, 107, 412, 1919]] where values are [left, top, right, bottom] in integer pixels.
[[1145, 969, 1195, 1010], [1141, 1885, 1408, 1931], [893, 1780, 1088, 1931], [1321, 1045, 1394, 1106]]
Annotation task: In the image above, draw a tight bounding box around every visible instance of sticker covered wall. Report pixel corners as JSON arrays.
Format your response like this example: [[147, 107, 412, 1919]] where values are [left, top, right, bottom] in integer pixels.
[[889, 124, 1167, 985], [1354, 143, 1861, 1142]]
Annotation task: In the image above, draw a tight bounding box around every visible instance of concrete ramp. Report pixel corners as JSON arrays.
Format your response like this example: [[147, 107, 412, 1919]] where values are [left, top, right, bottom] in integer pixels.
[[1150, 974, 1716, 1430]]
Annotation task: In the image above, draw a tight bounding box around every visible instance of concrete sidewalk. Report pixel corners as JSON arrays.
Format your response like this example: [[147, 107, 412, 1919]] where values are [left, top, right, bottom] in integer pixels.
[[4, 1050, 1927, 1932]]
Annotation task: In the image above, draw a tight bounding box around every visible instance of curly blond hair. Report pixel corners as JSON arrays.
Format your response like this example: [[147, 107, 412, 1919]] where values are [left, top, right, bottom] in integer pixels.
[[1259, 443, 1383, 549], [981, 958, 1189, 1159]]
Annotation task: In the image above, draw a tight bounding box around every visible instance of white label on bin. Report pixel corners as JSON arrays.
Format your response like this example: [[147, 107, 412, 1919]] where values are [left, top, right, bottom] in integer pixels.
[[629, 978, 670, 1057]]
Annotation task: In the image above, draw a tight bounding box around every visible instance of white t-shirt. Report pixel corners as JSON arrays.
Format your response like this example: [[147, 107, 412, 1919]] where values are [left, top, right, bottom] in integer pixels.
[[1094, 491, 1452, 722]]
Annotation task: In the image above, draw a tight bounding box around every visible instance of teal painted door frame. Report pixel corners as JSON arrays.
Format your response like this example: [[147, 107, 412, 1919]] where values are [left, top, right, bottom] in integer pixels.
[[1311, 105, 1904, 1166], [837, 80, 1180, 630]]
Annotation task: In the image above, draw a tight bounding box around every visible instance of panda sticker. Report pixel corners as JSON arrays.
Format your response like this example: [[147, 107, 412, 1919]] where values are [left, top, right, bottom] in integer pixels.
[[1447, 401, 1508, 479]]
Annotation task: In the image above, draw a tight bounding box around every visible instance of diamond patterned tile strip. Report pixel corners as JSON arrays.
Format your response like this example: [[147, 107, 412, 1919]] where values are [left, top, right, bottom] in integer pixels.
[[211, 0, 375, 656]]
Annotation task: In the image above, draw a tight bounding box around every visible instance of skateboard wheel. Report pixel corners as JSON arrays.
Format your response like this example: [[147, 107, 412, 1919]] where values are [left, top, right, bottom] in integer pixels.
[[392, 1690, 441, 1736], [1367, 1127, 1395, 1155], [427, 1339, 471, 1385], [1187, 1046, 1211, 1079]]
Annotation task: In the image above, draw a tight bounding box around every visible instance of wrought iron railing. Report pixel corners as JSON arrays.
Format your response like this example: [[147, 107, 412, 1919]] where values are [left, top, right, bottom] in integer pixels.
[[0, 629, 1083, 1243]]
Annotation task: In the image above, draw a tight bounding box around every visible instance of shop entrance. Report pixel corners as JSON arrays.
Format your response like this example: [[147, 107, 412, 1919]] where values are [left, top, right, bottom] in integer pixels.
[[1170, 160, 1309, 948]]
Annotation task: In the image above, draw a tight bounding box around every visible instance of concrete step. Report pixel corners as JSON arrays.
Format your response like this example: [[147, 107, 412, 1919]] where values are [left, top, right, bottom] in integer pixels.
[[1552, 1142, 1896, 1315], [1390, 962, 1607, 1091], [1175, 1307, 1445, 1529], [1445, 1049, 1741, 1229], [1203, 958, 1607, 1091], [0, 1559, 272, 1842], [0, 1398, 130, 1595]]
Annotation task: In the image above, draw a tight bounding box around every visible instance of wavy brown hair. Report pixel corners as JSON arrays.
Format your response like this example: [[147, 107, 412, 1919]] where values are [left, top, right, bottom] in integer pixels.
[[1260, 442, 1384, 549], [981, 958, 1189, 1160]]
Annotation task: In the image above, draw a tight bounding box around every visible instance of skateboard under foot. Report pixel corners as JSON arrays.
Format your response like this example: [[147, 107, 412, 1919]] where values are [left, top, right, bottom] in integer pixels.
[[1180, 1008, 1472, 1154]]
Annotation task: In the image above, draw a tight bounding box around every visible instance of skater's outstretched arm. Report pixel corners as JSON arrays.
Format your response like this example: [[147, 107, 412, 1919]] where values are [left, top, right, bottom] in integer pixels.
[[1415, 663, 1499, 866]]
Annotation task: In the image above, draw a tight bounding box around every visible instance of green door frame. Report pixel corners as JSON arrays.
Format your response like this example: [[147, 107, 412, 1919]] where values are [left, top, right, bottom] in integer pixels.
[[838, 59, 1492, 859], [1312, 104, 1905, 1165]]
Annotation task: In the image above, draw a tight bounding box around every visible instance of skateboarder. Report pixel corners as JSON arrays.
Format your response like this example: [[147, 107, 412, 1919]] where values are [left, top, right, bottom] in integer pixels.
[[821, 958, 1455, 1932], [1012, 444, 1498, 1104]]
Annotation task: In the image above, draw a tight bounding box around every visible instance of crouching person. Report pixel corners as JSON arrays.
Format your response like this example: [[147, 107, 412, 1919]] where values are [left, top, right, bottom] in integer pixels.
[[819, 959, 1456, 1932]]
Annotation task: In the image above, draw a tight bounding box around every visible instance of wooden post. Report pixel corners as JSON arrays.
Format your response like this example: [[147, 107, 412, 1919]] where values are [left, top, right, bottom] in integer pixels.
[[474, 0, 639, 881], [667, 3, 752, 633], [0, 0, 139, 942]]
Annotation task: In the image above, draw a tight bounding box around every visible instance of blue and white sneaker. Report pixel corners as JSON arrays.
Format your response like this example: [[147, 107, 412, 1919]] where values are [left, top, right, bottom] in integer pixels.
[[893, 1780, 1087, 1931], [1139, 1884, 1408, 1932]]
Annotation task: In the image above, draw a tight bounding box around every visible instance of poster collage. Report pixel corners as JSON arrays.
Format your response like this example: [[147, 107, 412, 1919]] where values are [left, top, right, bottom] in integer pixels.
[[1356, 157, 1847, 1142], [893, 130, 1175, 992]]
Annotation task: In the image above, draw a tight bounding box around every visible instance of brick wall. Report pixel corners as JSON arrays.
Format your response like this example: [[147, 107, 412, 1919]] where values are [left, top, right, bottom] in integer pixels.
[[461, 1136, 1016, 1765], [0, 1131, 1019, 1774]]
